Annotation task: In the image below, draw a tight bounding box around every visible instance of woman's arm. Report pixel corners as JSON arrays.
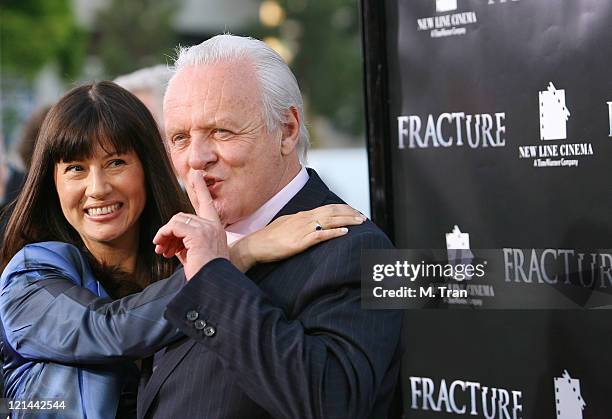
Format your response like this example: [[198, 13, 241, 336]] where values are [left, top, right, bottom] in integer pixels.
[[229, 204, 366, 272], [0, 243, 185, 364]]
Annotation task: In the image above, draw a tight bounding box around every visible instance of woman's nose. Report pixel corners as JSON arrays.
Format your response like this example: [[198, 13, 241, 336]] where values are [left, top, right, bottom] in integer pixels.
[[86, 168, 113, 198]]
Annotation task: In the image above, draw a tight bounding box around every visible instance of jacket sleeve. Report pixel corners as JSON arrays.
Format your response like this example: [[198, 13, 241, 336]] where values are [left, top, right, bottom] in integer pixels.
[[164, 230, 403, 419], [0, 244, 185, 364]]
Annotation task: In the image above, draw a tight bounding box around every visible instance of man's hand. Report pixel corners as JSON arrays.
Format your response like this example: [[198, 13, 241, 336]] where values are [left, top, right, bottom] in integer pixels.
[[153, 170, 229, 280]]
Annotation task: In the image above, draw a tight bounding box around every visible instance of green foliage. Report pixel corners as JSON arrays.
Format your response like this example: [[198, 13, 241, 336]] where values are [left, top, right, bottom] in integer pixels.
[[94, 0, 179, 77], [253, 0, 365, 138], [1, 0, 85, 80]]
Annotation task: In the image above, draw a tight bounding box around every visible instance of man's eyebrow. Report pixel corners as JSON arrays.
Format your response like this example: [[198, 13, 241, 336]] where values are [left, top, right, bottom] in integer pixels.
[[211, 117, 239, 129], [165, 127, 185, 137]]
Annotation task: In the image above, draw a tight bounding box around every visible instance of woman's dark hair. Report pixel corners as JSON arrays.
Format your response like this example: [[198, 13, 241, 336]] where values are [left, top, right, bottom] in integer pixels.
[[1, 81, 190, 296]]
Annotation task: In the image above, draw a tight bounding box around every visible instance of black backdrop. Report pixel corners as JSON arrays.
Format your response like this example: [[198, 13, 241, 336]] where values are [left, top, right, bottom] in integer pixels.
[[362, 1, 612, 418]]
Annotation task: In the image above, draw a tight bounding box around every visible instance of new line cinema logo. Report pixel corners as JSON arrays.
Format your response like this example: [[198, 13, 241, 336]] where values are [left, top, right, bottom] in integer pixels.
[[417, 0, 521, 38], [444, 226, 494, 306], [554, 370, 586, 419], [417, 0, 477, 38], [518, 82, 595, 168]]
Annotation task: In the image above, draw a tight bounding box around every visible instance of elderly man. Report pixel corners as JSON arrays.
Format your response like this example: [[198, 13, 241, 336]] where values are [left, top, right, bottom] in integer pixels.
[[138, 34, 403, 419]]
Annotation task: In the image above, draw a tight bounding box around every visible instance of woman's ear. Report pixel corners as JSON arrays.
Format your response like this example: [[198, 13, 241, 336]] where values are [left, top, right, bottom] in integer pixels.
[[280, 106, 300, 156]]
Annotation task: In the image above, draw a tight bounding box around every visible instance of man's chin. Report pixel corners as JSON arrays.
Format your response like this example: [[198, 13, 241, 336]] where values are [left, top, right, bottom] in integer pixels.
[[211, 197, 250, 227], [212, 200, 230, 226]]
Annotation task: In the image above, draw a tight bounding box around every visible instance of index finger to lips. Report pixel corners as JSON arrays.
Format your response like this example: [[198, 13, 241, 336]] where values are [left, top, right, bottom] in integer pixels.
[[188, 170, 221, 223]]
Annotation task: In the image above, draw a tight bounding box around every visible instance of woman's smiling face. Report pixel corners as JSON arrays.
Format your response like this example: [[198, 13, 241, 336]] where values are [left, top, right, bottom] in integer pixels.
[[54, 145, 146, 249]]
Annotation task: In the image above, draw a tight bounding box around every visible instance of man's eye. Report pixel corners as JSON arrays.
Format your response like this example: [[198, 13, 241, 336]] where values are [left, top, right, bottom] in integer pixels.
[[171, 134, 188, 144], [212, 128, 232, 140]]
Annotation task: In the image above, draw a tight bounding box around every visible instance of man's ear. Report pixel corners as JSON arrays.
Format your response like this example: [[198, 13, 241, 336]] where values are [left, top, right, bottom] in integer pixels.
[[280, 106, 300, 156]]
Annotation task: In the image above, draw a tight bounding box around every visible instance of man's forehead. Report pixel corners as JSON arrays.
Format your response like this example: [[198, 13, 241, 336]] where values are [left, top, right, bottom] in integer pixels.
[[170, 60, 257, 89], [164, 61, 263, 116]]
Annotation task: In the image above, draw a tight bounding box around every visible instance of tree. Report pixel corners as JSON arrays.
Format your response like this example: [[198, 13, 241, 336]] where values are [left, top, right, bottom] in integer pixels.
[[93, 0, 178, 77], [253, 0, 365, 140], [1, 0, 85, 143], [1, 0, 85, 80]]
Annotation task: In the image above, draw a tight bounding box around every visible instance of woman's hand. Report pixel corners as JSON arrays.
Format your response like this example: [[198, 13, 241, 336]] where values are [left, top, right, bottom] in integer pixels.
[[230, 204, 366, 272]]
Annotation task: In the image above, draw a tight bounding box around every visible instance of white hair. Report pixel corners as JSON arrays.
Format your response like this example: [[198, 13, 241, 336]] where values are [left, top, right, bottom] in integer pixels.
[[114, 64, 172, 96], [114, 64, 172, 128], [171, 34, 309, 163]]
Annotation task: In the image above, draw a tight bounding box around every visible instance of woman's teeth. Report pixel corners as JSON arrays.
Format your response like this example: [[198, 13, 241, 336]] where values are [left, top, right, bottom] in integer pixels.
[[87, 203, 121, 216]]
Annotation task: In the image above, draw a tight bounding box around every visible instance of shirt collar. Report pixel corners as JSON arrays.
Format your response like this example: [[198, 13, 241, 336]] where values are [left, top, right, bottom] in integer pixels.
[[226, 166, 309, 244]]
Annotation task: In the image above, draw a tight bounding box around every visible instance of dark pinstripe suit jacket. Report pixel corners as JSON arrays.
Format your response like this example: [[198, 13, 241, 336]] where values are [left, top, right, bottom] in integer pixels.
[[137, 170, 403, 419]]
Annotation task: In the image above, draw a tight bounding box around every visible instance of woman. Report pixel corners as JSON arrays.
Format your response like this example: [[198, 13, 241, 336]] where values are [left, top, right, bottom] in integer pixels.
[[0, 81, 364, 418]]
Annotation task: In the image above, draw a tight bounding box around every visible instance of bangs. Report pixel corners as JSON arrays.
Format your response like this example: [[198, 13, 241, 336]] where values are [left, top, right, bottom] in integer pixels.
[[48, 102, 136, 163]]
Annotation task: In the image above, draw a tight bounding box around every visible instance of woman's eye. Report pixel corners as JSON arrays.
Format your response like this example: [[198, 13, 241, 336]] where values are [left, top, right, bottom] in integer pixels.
[[109, 159, 126, 167], [65, 165, 83, 173]]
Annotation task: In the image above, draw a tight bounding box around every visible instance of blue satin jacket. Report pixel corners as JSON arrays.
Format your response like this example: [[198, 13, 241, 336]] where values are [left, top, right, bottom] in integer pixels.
[[0, 242, 185, 418]]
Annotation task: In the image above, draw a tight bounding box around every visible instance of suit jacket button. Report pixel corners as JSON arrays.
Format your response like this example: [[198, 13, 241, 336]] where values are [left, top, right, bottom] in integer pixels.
[[203, 325, 216, 337], [186, 310, 199, 321], [194, 319, 207, 330]]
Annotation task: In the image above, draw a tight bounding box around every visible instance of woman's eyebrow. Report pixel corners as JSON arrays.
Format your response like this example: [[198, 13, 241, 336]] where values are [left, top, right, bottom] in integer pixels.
[[101, 150, 121, 158]]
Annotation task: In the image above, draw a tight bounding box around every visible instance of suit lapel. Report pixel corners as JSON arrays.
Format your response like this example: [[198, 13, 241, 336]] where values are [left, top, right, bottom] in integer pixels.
[[245, 169, 333, 284], [270, 168, 333, 221], [138, 339, 197, 418]]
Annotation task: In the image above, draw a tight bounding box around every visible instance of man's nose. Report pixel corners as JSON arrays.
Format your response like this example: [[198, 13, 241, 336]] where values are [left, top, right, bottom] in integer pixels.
[[188, 136, 218, 170], [86, 168, 112, 198]]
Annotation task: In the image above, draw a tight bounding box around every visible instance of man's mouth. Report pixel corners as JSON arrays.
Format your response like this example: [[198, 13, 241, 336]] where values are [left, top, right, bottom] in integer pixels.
[[204, 176, 221, 187], [85, 203, 123, 216]]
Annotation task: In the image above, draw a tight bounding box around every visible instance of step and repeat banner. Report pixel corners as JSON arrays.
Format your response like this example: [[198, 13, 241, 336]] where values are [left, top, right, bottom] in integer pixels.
[[362, 0, 612, 418]]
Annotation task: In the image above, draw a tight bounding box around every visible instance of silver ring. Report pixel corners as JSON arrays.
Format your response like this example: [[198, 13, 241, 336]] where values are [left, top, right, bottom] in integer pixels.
[[184, 217, 192, 225], [314, 221, 323, 231]]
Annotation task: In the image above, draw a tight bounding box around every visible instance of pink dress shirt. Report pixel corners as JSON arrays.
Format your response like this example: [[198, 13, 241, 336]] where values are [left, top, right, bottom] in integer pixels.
[[225, 167, 309, 245]]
